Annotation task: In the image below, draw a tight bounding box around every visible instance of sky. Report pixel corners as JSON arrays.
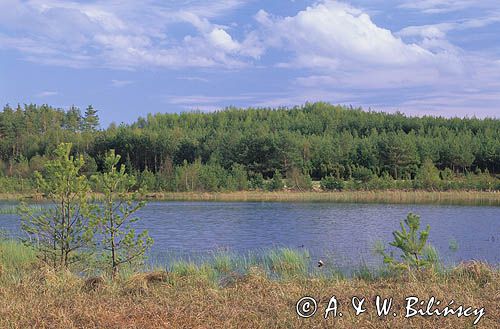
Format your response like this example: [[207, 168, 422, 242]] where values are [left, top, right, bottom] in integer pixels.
[[1, 0, 499, 127]]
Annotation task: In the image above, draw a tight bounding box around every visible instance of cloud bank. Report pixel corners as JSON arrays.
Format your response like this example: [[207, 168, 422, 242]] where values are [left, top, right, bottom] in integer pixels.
[[1, 0, 499, 118]]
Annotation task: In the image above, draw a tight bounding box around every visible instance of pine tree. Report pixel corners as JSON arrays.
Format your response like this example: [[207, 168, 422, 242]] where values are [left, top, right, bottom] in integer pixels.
[[18, 143, 95, 268], [376, 213, 437, 271], [83, 105, 99, 132], [92, 150, 152, 278], [416, 158, 441, 189]]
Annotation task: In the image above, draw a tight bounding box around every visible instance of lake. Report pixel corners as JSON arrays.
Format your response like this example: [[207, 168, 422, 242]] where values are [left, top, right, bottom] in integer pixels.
[[0, 201, 499, 270]]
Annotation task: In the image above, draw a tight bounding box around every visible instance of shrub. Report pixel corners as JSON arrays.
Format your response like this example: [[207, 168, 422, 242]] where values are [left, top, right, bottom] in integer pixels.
[[351, 166, 374, 183], [230, 164, 248, 191], [249, 172, 265, 190], [286, 167, 312, 191], [139, 169, 156, 191], [415, 158, 441, 189], [320, 175, 345, 191], [269, 169, 284, 191], [440, 168, 454, 180]]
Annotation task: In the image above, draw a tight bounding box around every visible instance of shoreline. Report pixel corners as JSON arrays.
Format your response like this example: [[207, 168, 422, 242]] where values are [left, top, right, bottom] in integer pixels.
[[1, 190, 499, 206]]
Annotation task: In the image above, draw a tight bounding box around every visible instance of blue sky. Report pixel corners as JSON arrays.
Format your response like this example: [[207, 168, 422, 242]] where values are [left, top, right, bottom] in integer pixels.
[[1, 0, 499, 127]]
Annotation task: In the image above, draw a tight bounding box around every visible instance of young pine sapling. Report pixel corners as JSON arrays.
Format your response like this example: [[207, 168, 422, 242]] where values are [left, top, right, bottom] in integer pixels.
[[19, 143, 96, 268], [92, 150, 153, 278], [376, 213, 437, 271]]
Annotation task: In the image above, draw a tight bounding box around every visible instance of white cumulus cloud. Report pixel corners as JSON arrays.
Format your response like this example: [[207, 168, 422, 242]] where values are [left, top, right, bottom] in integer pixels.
[[254, 1, 463, 86]]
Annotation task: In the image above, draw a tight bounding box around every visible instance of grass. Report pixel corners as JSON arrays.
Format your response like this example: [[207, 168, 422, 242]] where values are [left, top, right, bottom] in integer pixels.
[[0, 204, 45, 215], [0, 240, 498, 328], [0, 205, 22, 215], [266, 248, 309, 277], [140, 190, 500, 205], [0, 239, 37, 284], [1, 190, 499, 205]]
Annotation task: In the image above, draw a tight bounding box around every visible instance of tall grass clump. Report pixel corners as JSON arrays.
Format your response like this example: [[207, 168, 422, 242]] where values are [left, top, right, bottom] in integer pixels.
[[169, 260, 218, 285], [0, 206, 19, 215], [265, 248, 309, 278], [211, 252, 234, 274], [0, 239, 37, 283], [0, 204, 45, 215]]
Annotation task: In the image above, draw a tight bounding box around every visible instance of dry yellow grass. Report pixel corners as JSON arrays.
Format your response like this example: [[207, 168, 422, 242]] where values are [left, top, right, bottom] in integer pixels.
[[0, 264, 498, 328], [2, 190, 499, 205], [142, 190, 500, 206]]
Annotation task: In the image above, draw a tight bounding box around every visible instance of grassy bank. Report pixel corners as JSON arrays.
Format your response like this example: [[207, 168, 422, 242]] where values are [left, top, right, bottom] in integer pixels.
[[0, 241, 498, 328], [1, 190, 499, 206]]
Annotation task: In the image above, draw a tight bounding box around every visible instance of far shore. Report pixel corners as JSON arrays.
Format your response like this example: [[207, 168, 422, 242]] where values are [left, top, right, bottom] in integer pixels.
[[1, 190, 499, 206]]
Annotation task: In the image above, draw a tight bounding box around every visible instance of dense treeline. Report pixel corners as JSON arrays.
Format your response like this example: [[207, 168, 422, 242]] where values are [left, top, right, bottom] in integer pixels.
[[1, 102, 499, 192]]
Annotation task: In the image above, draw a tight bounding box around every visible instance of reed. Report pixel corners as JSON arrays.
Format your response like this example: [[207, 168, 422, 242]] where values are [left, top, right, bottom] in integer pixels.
[[0, 204, 45, 215], [140, 190, 500, 206], [0, 205, 20, 215], [265, 248, 309, 277], [1, 190, 499, 205]]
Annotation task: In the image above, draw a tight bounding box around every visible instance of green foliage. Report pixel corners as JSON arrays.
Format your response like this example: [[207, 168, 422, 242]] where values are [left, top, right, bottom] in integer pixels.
[[448, 239, 459, 252], [269, 169, 284, 191], [91, 150, 153, 278], [286, 167, 312, 191], [266, 248, 309, 277], [169, 261, 218, 283], [80, 153, 98, 177], [230, 163, 248, 191], [18, 143, 96, 268], [379, 132, 420, 179], [199, 162, 227, 191], [249, 172, 265, 190], [351, 166, 374, 183], [440, 168, 454, 180], [0, 103, 499, 192], [377, 213, 435, 271], [212, 252, 234, 274], [82, 105, 99, 132], [0, 176, 34, 193], [28, 154, 48, 173], [415, 158, 441, 189], [139, 168, 156, 191], [0, 238, 37, 283], [170, 261, 200, 276], [320, 175, 345, 191]]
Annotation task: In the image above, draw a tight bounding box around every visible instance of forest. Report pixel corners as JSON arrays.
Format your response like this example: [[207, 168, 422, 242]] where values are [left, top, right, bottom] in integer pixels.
[[0, 102, 499, 193]]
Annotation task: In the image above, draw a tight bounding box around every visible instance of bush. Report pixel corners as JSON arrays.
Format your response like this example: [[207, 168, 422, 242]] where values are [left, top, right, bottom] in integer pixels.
[[415, 159, 440, 189], [286, 167, 312, 190], [467, 171, 498, 191], [230, 164, 248, 191], [365, 173, 395, 190], [440, 168, 454, 180], [268, 169, 284, 191], [320, 175, 345, 191], [199, 163, 226, 192], [139, 169, 156, 191], [249, 172, 265, 190], [351, 166, 374, 183], [0, 176, 34, 193]]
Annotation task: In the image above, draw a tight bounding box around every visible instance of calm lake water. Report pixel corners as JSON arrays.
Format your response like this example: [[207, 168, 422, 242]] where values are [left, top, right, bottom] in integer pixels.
[[1, 201, 499, 270]]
